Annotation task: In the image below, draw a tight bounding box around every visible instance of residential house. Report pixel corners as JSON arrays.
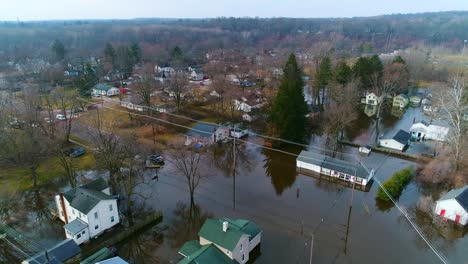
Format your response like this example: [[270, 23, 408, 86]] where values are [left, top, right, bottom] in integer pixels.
[[92, 84, 120, 97], [378, 129, 411, 151], [409, 95, 422, 105], [178, 218, 262, 264], [410, 121, 449, 142], [234, 99, 253, 113], [22, 239, 81, 264], [364, 92, 383, 106], [392, 94, 409, 108], [185, 122, 228, 145], [55, 178, 120, 245], [296, 151, 375, 186], [435, 186, 468, 226], [190, 69, 206, 81]]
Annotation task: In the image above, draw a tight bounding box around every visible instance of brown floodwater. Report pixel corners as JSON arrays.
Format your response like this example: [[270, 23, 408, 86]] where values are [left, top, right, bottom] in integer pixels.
[[1, 105, 466, 264]]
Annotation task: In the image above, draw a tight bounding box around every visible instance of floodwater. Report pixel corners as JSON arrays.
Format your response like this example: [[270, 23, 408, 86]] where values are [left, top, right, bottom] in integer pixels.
[[1, 105, 466, 264]]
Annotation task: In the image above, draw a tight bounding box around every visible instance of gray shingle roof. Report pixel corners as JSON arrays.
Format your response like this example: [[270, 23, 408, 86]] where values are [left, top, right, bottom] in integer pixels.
[[64, 218, 88, 235], [63, 178, 113, 214], [24, 239, 81, 264], [439, 186, 468, 211], [391, 129, 410, 145]]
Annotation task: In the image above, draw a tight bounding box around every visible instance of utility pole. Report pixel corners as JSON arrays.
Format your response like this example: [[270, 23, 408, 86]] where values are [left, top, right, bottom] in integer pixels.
[[232, 133, 236, 211], [309, 233, 314, 264]]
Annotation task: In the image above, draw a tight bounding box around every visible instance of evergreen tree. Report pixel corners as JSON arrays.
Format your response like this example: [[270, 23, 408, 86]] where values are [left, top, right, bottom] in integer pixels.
[[170, 46, 184, 67], [129, 42, 142, 64], [104, 43, 116, 65], [353, 55, 383, 91], [313, 56, 333, 105], [77, 63, 98, 96], [334, 59, 352, 85], [392, 55, 406, 65], [269, 54, 309, 143], [51, 40, 66, 62]]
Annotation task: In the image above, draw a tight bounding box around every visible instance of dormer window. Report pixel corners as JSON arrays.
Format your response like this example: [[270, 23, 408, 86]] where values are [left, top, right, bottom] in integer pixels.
[[240, 244, 243, 252]]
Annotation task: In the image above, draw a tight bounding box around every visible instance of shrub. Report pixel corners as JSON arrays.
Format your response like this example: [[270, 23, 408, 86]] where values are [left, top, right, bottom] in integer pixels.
[[376, 167, 414, 202]]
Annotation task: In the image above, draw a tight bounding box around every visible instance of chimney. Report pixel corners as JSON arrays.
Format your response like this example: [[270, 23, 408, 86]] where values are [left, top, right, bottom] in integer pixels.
[[59, 192, 68, 224], [222, 221, 229, 232]]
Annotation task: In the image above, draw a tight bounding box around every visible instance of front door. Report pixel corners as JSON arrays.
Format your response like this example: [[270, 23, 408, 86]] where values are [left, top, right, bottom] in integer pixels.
[[455, 214, 461, 223]]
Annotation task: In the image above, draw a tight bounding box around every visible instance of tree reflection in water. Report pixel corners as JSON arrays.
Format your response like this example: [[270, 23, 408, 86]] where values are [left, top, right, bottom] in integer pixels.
[[118, 226, 164, 264], [262, 148, 299, 195], [210, 139, 253, 177], [166, 201, 213, 250]]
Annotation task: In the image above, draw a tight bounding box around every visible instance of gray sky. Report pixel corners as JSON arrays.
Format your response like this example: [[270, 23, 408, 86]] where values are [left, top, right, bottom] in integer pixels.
[[1, 0, 468, 21]]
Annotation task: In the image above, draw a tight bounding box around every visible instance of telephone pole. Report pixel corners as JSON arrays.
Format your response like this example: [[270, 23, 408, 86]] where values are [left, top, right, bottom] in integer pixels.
[[232, 133, 236, 211], [309, 233, 314, 264]]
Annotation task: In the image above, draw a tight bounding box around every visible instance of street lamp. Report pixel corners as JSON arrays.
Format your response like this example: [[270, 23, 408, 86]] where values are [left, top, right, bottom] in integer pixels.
[[463, 40, 467, 55]]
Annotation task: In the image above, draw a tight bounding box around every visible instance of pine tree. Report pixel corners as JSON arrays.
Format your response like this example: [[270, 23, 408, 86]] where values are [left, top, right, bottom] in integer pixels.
[[269, 54, 309, 143], [104, 43, 116, 65], [334, 59, 352, 85]]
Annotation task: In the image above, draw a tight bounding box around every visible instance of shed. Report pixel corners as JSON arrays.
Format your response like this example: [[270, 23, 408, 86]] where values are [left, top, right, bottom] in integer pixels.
[[434, 186, 468, 225], [379, 129, 410, 151]]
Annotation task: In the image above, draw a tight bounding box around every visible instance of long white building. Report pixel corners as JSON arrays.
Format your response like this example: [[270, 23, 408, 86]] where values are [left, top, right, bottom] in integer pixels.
[[55, 178, 120, 245]]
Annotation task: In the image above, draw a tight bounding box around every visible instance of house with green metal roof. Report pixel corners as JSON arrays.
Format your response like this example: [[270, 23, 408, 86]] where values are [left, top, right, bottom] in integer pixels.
[[177, 218, 262, 264], [54, 178, 120, 245], [435, 186, 468, 225], [92, 83, 120, 97]]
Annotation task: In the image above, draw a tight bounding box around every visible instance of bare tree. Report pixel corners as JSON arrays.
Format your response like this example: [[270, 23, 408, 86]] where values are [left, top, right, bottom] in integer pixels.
[[370, 62, 409, 143], [438, 74, 467, 168], [168, 71, 189, 111], [170, 147, 203, 204], [51, 87, 78, 142], [322, 102, 358, 156], [133, 63, 158, 111]]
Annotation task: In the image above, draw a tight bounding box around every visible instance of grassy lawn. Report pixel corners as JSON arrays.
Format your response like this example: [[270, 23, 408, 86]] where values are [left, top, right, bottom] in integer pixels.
[[0, 145, 96, 195]]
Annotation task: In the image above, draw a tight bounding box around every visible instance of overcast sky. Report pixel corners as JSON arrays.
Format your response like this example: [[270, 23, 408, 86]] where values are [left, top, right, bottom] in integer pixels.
[[1, 0, 468, 21]]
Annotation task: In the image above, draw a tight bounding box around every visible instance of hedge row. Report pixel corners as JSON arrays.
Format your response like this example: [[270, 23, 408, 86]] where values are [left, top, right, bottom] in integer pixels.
[[376, 167, 414, 202]]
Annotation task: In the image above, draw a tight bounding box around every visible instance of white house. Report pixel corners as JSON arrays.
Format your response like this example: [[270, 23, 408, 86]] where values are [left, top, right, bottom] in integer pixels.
[[410, 121, 449, 142], [378, 129, 411, 151], [364, 92, 383, 106], [233, 99, 252, 113], [55, 178, 120, 245], [92, 84, 120, 97], [434, 186, 468, 226], [178, 218, 262, 264], [296, 150, 375, 186]]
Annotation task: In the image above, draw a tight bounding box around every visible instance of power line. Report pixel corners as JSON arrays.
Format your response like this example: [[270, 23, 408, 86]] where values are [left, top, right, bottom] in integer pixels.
[[76, 97, 364, 173], [77, 97, 448, 263], [100, 96, 359, 160], [373, 177, 449, 264]]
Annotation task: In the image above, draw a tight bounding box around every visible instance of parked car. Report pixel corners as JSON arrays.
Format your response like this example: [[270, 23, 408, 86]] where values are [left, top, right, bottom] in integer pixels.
[[56, 114, 66, 120], [359, 145, 372, 156], [69, 147, 86, 157], [63, 147, 86, 157], [149, 154, 165, 165], [72, 108, 84, 113]]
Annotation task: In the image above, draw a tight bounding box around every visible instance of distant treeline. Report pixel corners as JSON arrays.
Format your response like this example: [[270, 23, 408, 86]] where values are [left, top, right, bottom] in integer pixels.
[[1, 11, 467, 64]]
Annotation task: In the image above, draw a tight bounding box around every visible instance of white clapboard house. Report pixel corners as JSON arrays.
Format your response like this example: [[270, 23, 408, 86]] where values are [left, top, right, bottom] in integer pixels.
[[178, 218, 262, 264], [435, 186, 468, 226], [55, 178, 120, 245], [296, 150, 375, 187], [378, 129, 411, 151]]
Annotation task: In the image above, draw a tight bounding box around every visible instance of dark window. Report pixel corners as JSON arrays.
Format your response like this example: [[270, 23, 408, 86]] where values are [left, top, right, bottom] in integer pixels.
[[95, 225, 99, 230]]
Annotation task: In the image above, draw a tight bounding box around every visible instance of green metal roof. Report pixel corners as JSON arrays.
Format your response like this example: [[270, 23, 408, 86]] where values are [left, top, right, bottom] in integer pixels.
[[179, 240, 202, 257], [93, 84, 113, 91], [178, 244, 235, 264], [198, 218, 262, 251], [80, 247, 114, 264]]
